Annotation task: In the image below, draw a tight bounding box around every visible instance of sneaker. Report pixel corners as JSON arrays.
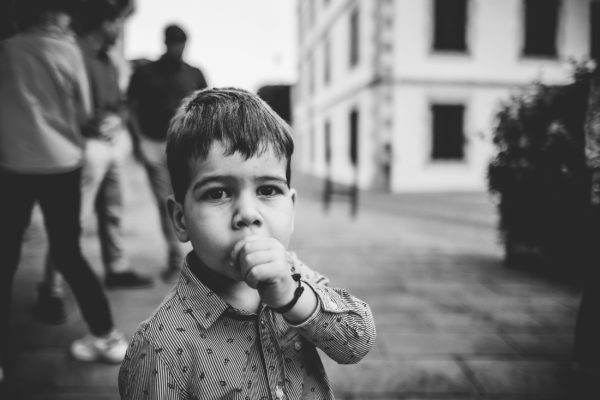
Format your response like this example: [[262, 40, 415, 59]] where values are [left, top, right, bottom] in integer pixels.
[[33, 284, 67, 324], [105, 271, 153, 289], [70, 330, 128, 363], [160, 266, 181, 283]]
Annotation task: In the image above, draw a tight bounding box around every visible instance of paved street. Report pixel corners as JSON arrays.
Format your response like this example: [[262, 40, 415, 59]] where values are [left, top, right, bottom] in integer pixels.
[[1, 157, 586, 399]]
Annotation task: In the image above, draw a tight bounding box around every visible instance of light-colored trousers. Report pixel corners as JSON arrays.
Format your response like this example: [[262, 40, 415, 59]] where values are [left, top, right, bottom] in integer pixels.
[[43, 131, 132, 294], [138, 136, 184, 271]]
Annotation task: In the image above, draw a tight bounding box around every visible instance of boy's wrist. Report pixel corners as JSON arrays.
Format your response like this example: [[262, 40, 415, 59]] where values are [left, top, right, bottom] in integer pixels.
[[280, 279, 319, 324], [270, 274, 304, 314]]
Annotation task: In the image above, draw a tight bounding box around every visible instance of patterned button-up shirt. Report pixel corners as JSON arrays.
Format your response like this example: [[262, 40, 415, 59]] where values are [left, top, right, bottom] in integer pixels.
[[118, 252, 376, 400]]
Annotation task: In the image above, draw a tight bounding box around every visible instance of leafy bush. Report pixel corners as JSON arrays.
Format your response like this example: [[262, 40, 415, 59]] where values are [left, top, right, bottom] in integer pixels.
[[487, 64, 595, 276]]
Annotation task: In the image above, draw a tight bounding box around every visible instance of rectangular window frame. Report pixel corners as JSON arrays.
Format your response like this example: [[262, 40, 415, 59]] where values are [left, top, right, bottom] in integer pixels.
[[432, 0, 468, 52], [349, 7, 359, 67], [349, 109, 359, 166], [522, 0, 559, 58], [324, 120, 332, 166], [430, 104, 466, 161]]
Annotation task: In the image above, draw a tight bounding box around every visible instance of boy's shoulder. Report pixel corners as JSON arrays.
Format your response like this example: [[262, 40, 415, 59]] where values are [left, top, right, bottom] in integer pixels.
[[133, 267, 230, 341], [134, 286, 182, 337], [130, 284, 203, 363]]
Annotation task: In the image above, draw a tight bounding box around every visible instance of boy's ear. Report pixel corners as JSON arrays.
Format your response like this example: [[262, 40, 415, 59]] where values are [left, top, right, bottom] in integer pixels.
[[290, 188, 296, 233], [167, 195, 190, 243]]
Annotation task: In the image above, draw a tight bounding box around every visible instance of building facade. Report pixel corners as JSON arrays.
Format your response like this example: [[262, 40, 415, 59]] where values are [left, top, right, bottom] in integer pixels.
[[293, 0, 598, 192]]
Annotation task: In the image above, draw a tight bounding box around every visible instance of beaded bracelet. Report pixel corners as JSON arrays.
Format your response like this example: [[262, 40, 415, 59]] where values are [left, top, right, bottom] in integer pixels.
[[271, 273, 304, 314]]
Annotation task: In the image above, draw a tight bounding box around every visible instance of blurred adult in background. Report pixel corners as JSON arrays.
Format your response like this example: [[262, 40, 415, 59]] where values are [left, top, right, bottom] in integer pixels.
[[36, 0, 153, 325], [127, 24, 208, 282], [0, 0, 128, 382]]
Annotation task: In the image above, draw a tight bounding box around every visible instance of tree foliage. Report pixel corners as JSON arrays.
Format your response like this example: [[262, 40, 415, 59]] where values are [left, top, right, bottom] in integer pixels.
[[487, 63, 595, 274]]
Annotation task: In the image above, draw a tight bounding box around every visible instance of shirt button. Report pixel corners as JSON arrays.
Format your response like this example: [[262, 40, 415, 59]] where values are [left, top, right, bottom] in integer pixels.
[[294, 341, 302, 351], [275, 385, 284, 399]]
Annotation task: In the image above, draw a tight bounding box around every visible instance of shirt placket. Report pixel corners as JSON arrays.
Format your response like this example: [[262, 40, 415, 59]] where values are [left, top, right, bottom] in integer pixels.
[[258, 310, 286, 400]]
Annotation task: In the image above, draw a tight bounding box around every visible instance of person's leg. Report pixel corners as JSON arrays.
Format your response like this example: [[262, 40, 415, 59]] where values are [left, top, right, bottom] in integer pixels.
[[35, 139, 109, 321], [0, 170, 36, 376], [96, 137, 152, 288], [38, 168, 114, 335], [95, 152, 128, 274], [37, 168, 127, 363], [33, 254, 67, 324], [140, 139, 184, 282]]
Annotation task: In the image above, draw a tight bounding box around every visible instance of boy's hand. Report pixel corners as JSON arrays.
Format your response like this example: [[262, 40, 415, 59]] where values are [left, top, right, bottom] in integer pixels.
[[231, 236, 296, 308]]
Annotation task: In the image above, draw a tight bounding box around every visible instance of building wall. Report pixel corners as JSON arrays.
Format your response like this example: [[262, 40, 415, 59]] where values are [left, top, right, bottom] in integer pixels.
[[393, 0, 590, 85], [295, 0, 379, 187], [391, 84, 504, 191], [293, 0, 594, 192]]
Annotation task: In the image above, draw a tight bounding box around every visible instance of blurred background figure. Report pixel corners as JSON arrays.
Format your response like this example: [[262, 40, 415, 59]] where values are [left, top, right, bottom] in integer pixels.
[[36, 0, 153, 325], [127, 23, 208, 283], [0, 0, 129, 382]]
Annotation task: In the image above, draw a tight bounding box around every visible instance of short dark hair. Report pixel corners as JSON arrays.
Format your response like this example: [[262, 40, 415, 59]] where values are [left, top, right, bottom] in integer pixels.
[[166, 87, 294, 203], [73, 0, 124, 35], [164, 24, 187, 44]]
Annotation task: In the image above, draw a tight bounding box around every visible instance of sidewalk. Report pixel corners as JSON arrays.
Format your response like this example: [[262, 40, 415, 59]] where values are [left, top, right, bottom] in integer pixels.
[[2, 158, 585, 399]]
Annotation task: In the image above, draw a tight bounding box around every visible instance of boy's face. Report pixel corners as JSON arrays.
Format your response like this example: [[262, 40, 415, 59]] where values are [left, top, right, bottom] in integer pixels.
[[169, 142, 296, 281]]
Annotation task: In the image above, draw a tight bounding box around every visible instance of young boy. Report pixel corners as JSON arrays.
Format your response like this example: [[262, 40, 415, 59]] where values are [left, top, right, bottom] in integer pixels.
[[118, 88, 376, 399]]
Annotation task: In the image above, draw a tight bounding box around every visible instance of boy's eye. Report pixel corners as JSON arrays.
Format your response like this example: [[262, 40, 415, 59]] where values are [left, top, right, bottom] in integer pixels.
[[203, 188, 229, 200], [257, 185, 282, 196]]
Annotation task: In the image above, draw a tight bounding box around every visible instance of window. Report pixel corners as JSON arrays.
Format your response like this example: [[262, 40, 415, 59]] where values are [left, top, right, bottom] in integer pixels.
[[324, 120, 332, 165], [349, 8, 359, 67], [523, 0, 559, 57], [431, 105, 465, 161], [324, 39, 331, 85], [349, 109, 359, 165], [591, 2, 600, 61], [433, 0, 468, 52]]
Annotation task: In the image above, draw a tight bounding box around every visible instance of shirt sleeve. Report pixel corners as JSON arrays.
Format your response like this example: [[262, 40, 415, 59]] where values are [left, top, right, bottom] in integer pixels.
[[286, 253, 376, 365], [70, 41, 92, 124], [119, 329, 184, 400]]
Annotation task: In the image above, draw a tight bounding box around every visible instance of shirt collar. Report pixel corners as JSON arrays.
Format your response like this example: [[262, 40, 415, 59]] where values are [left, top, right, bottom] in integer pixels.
[[176, 252, 232, 330]]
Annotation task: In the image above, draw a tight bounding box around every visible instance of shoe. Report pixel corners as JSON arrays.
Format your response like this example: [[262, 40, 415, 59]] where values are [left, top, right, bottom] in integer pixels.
[[70, 330, 128, 363], [33, 284, 67, 324], [160, 266, 181, 283], [105, 271, 153, 289]]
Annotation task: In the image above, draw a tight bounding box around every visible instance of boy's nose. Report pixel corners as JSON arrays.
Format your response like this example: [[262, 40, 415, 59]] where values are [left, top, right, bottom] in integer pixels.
[[232, 193, 263, 229]]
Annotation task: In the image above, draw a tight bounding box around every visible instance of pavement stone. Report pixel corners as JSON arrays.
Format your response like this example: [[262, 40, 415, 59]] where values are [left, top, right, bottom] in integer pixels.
[[0, 157, 588, 399]]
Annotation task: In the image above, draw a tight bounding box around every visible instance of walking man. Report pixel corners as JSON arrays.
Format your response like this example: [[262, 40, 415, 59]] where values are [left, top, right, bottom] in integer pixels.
[[127, 24, 208, 282]]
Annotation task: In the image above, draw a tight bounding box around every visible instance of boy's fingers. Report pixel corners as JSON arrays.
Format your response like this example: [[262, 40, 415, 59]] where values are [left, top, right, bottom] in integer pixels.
[[240, 238, 273, 255], [239, 250, 275, 280], [231, 236, 281, 270], [229, 236, 264, 266], [243, 262, 281, 289]]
